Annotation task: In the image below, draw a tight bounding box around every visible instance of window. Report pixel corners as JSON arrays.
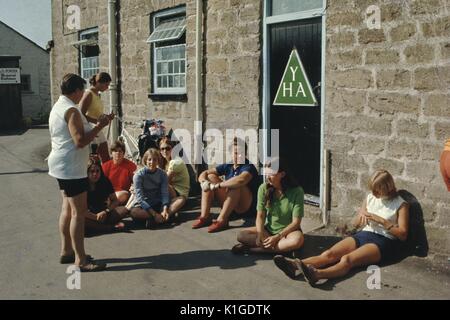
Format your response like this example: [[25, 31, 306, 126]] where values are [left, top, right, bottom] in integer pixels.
[[271, 0, 323, 16], [21, 75, 31, 92], [147, 7, 186, 95], [79, 28, 99, 82]]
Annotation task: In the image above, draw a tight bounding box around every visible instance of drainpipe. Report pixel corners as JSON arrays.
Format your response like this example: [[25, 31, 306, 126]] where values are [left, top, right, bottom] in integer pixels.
[[195, 0, 203, 164], [108, 0, 119, 142]]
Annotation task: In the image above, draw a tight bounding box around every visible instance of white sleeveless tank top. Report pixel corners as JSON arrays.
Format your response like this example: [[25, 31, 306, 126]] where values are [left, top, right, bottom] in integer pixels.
[[48, 95, 91, 179], [362, 193, 406, 240]]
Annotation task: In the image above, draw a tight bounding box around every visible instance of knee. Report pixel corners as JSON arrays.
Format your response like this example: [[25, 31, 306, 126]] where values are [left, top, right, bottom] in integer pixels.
[[237, 230, 247, 243], [321, 249, 337, 261], [293, 235, 304, 249], [207, 173, 221, 182], [339, 255, 353, 269]]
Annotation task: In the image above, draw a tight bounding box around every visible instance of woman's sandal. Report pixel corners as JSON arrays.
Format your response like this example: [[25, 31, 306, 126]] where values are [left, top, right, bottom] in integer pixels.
[[299, 260, 318, 286], [273, 255, 301, 279], [78, 261, 107, 272], [60, 254, 93, 264]]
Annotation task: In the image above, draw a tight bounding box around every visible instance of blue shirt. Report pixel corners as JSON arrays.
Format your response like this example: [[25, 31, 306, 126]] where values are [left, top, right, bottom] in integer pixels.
[[216, 160, 259, 196], [133, 167, 169, 211]]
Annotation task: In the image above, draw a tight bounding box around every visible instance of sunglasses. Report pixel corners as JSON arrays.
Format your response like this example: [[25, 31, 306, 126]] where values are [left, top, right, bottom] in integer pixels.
[[160, 147, 171, 151]]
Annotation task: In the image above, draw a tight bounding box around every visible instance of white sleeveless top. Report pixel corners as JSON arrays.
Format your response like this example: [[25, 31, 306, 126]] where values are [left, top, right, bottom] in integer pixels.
[[362, 193, 406, 240], [48, 95, 91, 179]]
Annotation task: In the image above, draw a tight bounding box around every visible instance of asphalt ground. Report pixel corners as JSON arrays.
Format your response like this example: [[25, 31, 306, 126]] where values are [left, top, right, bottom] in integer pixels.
[[0, 126, 448, 300]]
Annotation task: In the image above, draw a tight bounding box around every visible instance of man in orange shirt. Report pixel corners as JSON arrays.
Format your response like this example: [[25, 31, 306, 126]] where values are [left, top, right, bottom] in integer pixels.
[[102, 140, 137, 204]]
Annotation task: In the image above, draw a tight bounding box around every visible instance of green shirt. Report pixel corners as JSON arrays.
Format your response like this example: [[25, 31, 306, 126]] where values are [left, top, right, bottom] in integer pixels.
[[256, 183, 304, 234], [167, 158, 190, 198]]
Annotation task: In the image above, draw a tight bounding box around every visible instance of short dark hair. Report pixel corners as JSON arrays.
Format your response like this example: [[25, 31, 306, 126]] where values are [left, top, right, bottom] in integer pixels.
[[60, 73, 86, 95], [90, 72, 112, 85], [110, 140, 126, 153]]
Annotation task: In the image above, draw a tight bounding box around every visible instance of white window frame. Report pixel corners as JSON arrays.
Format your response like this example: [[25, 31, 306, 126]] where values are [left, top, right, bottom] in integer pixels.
[[150, 6, 186, 95], [79, 28, 99, 82]]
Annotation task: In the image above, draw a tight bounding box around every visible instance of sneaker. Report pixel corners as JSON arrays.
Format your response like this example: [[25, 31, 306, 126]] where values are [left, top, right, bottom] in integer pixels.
[[231, 243, 251, 255], [273, 255, 301, 279], [207, 219, 229, 233], [192, 216, 212, 229]]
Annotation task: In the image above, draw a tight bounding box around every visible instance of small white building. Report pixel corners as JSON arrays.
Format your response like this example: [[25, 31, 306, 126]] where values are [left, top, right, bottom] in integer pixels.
[[0, 20, 50, 120]]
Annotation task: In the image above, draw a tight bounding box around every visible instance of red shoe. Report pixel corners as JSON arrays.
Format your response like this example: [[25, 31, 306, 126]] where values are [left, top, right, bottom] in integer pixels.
[[207, 219, 229, 233], [192, 216, 212, 229]]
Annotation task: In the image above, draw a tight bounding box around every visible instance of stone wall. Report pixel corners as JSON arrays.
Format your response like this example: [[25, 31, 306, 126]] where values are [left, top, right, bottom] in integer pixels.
[[325, 0, 450, 254], [52, 0, 261, 162]]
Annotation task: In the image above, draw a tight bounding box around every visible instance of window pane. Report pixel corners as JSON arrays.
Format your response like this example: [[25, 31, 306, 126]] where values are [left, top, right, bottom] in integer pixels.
[[168, 75, 174, 87], [161, 62, 168, 74], [157, 76, 162, 87], [168, 61, 173, 74], [180, 60, 185, 73], [174, 75, 180, 87], [162, 76, 168, 87], [180, 75, 185, 87], [271, 0, 322, 15]]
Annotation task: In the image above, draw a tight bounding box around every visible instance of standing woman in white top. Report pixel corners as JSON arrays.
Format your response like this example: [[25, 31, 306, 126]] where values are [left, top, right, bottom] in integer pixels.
[[48, 73, 111, 272], [79, 72, 113, 163], [273, 169, 409, 285]]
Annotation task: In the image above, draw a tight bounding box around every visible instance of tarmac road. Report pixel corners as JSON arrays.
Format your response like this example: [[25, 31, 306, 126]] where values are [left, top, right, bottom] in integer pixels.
[[0, 126, 448, 300]]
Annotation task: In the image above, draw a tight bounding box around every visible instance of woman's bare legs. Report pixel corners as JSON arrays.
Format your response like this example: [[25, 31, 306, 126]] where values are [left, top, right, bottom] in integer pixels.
[[59, 193, 73, 256], [66, 192, 88, 266], [302, 237, 358, 268], [313, 244, 381, 280], [199, 174, 226, 219], [237, 227, 304, 253], [115, 191, 130, 205]]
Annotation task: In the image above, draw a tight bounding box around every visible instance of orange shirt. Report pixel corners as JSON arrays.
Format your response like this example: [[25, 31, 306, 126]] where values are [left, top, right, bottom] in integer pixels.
[[102, 158, 137, 192]]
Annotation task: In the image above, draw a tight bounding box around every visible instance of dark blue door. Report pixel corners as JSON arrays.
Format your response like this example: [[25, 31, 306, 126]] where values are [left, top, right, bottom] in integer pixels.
[[270, 18, 322, 199]]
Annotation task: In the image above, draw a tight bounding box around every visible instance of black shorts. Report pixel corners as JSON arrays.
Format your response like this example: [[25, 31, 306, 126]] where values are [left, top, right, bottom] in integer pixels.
[[57, 178, 89, 197], [352, 231, 401, 261]]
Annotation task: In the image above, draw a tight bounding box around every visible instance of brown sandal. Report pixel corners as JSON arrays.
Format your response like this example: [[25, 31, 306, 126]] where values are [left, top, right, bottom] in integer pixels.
[[273, 255, 301, 279], [78, 261, 107, 272]]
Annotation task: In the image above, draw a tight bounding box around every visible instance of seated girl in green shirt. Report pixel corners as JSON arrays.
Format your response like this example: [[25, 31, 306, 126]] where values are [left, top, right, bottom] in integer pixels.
[[232, 157, 304, 255]]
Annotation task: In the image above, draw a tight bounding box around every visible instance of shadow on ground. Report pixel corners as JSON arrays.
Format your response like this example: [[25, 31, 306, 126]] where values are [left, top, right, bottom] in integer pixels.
[[96, 249, 275, 272]]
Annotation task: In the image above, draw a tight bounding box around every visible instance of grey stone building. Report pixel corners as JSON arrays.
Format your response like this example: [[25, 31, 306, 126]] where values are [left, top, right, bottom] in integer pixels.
[[0, 20, 51, 120], [50, 0, 450, 255]]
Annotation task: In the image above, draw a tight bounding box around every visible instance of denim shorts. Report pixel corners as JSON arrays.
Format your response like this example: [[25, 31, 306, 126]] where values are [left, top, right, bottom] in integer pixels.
[[352, 231, 401, 261]]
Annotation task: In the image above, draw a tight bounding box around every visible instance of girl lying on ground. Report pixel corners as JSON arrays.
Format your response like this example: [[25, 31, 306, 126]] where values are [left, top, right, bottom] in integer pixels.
[[273, 169, 409, 286]]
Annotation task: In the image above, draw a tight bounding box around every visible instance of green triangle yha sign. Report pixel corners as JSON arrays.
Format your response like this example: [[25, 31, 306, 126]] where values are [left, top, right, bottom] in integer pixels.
[[273, 48, 318, 107]]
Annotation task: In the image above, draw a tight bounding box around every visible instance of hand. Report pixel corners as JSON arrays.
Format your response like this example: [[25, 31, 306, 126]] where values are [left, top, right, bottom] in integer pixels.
[[97, 114, 110, 128], [107, 112, 115, 121], [154, 213, 165, 224], [96, 211, 108, 223], [129, 185, 135, 194], [200, 180, 210, 192], [262, 234, 280, 249], [161, 209, 170, 222], [209, 183, 220, 191]]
